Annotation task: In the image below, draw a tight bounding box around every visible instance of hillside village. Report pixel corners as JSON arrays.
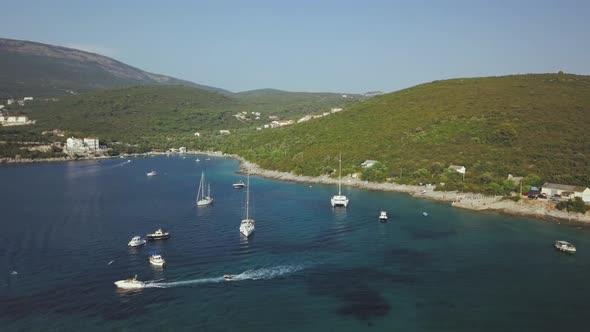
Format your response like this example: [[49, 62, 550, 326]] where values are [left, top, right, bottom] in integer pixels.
[[0, 97, 36, 126]]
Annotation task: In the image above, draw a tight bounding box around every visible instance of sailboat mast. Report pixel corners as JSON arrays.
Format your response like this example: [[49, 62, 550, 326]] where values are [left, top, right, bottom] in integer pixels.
[[338, 153, 342, 196], [198, 171, 204, 199], [245, 174, 250, 219]]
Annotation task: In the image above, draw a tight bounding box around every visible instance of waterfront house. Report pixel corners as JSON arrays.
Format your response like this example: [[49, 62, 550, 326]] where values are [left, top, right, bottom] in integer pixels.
[[541, 183, 590, 202]]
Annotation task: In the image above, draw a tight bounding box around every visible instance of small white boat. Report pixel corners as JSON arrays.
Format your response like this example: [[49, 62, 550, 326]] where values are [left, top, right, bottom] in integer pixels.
[[422, 212, 429, 217], [196, 158, 200, 162], [146, 228, 170, 240], [555, 240, 576, 254], [205, 158, 211, 161], [223, 274, 233, 280], [128, 235, 146, 247], [147, 170, 157, 176], [233, 180, 245, 189], [379, 211, 388, 222], [114, 275, 145, 289], [149, 251, 166, 266]]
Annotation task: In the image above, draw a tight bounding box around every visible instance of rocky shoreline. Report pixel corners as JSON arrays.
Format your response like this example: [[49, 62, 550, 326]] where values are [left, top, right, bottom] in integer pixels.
[[3, 150, 589, 225]]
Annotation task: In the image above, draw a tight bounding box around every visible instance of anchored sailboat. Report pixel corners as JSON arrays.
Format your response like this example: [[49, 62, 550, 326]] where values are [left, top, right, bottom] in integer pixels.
[[331, 153, 349, 207], [239, 174, 255, 237], [196, 171, 213, 206]]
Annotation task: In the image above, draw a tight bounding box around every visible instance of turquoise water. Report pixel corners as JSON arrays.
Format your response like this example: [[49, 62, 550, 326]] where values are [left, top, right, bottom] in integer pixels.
[[1, 156, 589, 331]]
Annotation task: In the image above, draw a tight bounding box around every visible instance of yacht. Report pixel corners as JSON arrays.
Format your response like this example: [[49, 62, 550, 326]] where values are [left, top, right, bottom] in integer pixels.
[[239, 174, 255, 237], [128, 235, 146, 247], [146, 228, 170, 240], [196, 171, 214, 206], [149, 251, 166, 266], [379, 211, 388, 222], [233, 180, 245, 189], [146, 170, 157, 177], [114, 275, 145, 289], [555, 240, 576, 254], [331, 153, 349, 207]]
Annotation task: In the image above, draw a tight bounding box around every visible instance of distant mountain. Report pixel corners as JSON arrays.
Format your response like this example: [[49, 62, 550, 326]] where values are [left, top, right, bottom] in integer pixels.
[[0, 38, 229, 97]]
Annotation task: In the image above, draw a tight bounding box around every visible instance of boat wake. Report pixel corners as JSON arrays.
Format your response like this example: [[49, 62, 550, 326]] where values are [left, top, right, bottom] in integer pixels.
[[145, 265, 304, 288]]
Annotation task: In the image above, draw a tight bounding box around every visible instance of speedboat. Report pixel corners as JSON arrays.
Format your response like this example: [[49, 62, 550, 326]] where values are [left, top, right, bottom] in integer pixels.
[[128, 235, 146, 247], [146, 228, 170, 240], [149, 251, 166, 266], [233, 180, 245, 189], [555, 240, 576, 254], [422, 212, 429, 217], [114, 275, 145, 289], [223, 274, 233, 280], [379, 211, 388, 222], [146, 170, 157, 176]]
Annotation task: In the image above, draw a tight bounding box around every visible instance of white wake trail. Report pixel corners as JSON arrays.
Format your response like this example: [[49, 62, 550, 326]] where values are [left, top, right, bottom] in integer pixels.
[[144, 264, 304, 289]]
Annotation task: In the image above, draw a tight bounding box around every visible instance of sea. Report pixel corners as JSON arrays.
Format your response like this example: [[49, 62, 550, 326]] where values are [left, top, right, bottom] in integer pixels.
[[1, 156, 589, 331]]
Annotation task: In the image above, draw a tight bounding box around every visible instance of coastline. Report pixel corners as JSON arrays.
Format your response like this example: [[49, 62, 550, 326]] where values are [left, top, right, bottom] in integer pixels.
[[231, 155, 590, 225], [3, 150, 589, 225]]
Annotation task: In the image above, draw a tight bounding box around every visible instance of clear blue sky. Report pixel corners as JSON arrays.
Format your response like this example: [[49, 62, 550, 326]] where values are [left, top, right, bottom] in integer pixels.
[[2, 0, 589, 93]]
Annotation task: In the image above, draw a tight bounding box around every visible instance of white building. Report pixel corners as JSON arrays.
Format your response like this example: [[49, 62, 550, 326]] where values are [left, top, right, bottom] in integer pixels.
[[331, 108, 343, 113], [297, 115, 312, 123], [448, 165, 466, 174], [23, 97, 34, 101], [83, 137, 99, 151], [361, 160, 378, 168], [0, 105, 5, 110], [7, 99, 14, 105], [66, 137, 85, 153], [179, 147, 187, 153], [541, 183, 590, 202]]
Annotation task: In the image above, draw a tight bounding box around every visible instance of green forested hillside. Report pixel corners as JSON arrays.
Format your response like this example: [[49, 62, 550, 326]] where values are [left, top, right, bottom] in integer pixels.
[[234, 90, 362, 119], [219, 74, 590, 191]]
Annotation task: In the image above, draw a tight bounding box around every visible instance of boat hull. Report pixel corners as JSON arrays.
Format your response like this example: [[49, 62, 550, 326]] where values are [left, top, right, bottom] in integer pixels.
[[379, 217, 388, 222], [331, 196, 349, 207], [146, 234, 170, 240], [114, 280, 145, 289], [128, 240, 146, 247], [197, 198, 213, 206]]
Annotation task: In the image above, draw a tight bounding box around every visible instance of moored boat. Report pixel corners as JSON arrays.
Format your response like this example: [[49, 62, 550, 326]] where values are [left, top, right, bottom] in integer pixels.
[[114, 275, 145, 289], [146, 228, 170, 240], [379, 211, 388, 222], [331, 153, 349, 207], [555, 240, 576, 254], [239, 174, 255, 237], [233, 180, 245, 189], [146, 170, 157, 176], [128, 235, 146, 247]]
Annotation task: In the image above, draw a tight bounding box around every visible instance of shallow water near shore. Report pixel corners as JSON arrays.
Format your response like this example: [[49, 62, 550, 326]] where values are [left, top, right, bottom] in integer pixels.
[[1, 156, 589, 331]]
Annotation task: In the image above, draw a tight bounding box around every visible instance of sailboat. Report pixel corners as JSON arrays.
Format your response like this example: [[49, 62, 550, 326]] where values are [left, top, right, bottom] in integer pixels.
[[331, 153, 349, 207], [196, 171, 213, 206], [239, 174, 255, 237]]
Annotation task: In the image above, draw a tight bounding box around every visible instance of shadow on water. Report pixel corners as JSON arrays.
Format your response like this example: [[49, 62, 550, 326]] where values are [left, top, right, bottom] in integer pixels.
[[306, 265, 418, 322]]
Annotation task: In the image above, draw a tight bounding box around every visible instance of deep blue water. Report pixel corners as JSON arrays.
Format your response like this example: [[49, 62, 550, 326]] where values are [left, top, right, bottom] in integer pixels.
[[1, 156, 590, 331]]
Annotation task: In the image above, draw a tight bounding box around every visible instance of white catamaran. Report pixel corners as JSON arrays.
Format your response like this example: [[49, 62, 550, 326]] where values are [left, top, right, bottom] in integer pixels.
[[331, 153, 349, 207], [240, 174, 255, 237], [196, 171, 213, 206]]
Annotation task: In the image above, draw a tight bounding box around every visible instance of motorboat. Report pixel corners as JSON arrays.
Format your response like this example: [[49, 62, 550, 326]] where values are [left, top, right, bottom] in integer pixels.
[[149, 251, 166, 266], [114, 275, 145, 289], [239, 174, 255, 237], [146, 228, 170, 240], [423, 212, 429, 217], [146, 170, 157, 176], [128, 235, 146, 247], [379, 211, 388, 222], [223, 274, 233, 280], [233, 180, 245, 189], [331, 153, 349, 207], [196, 158, 200, 162], [555, 240, 576, 254]]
